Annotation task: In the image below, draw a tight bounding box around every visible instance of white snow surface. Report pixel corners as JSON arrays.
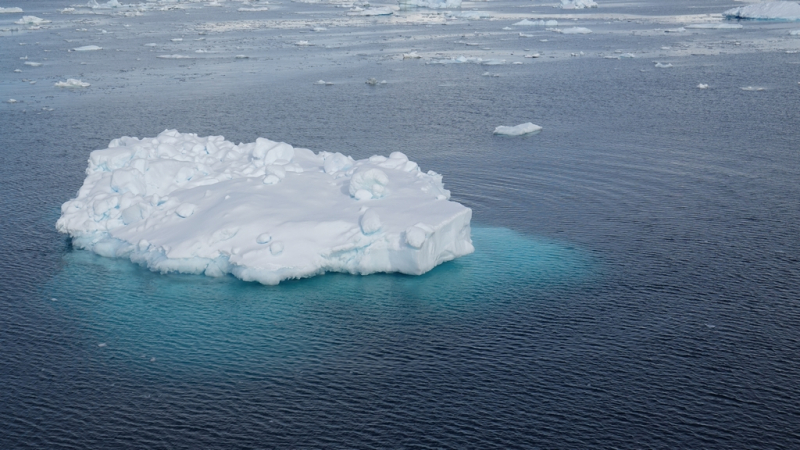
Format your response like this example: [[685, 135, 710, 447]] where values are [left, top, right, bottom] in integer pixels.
[[560, 0, 598, 9], [494, 123, 543, 136], [724, 2, 800, 21], [56, 130, 474, 285]]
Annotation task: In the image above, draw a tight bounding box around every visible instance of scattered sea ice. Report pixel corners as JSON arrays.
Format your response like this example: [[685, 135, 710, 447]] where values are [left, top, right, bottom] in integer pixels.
[[494, 122, 542, 136], [55, 79, 90, 88]]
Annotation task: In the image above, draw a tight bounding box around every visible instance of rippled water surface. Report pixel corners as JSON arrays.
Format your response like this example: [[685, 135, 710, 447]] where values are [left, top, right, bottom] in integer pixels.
[[3, 0, 800, 448]]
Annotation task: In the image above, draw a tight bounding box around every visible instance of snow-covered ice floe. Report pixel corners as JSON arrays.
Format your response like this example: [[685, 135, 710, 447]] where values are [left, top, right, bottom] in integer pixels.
[[493, 123, 542, 136], [685, 23, 743, 29], [14, 16, 51, 25], [791, 29, 800, 35], [73, 45, 103, 51], [724, 2, 800, 21], [56, 130, 474, 285], [514, 19, 558, 27], [552, 27, 592, 34], [0, 7, 24, 13], [55, 79, 91, 88], [560, 0, 597, 9], [399, 0, 461, 9]]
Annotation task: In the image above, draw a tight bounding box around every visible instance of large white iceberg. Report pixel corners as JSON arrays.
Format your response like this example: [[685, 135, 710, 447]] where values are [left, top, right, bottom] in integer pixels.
[[56, 130, 474, 285], [724, 2, 800, 21]]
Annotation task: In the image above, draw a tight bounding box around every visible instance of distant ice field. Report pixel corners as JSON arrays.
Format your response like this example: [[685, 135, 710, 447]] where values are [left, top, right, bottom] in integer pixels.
[[2, 0, 800, 448]]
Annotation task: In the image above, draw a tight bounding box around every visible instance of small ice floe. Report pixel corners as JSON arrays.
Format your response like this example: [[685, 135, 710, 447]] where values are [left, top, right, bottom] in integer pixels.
[[14, 69, 22, 73], [24, 61, 42, 67], [98, 343, 107, 347], [482, 59, 506, 65], [513, 19, 558, 27], [348, 6, 393, 16], [312, 27, 327, 32], [619, 53, 635, 58], [51, 298, 57, 301], [494, 122, 542, 136], [403, 51, 422, 59], [7, 99, 18, 103], [524, 53, 540, 58], [512, 61, 523, 65], [235, 54, 249, 59], [239, 6, 269, 11], [482, 71, 500, 77], [73, 45, 103, 51], [55, 79, 90, 88], [552, 27, 592, 34], [724, 2, 800, 21], [144, 43, 158, 47], [157, 54, 192, 59], [400, 0, 461, 8], [0, 7, 24, 13], [61, 7, 75, 13], [697, 83, 709, 89], [560, 0, 597, 9], [741, 86, 765, 91], [295, 40, 310, 46], [15, 16, 51, 25], [171, 38, 183, 42], [150, 357, 156, 362], [366, 78, 387, 85], [519, 33, 534, 38], [654, 62, 673, 68], [705, 324, 716, 329], [685, 23, 743, 30], [790, 30, 800, 36], [314, 80, 334, 85]]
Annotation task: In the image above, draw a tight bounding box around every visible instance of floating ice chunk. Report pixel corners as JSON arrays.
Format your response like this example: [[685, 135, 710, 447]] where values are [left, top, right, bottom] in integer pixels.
[[724, 2, 800, 21], [400, 0, 461, 8], [239, 6, 269, 11], [56, 131, 473, 284], [55, 79, 91, 88], [741, 86, 765, 91], [157, 54, 192, 59], [790, 29, 800, 35], [560, 0, 597, 9], [312, 27, 327, 32], [14, 69, 22, 73], [524, 53, 541, 58], [654, 62, 673, 68], [349, 7, 393, 16], [7, 99, 18, 103], [171, 38, 183, 42], [513, 19, 558, 27], [74, 45, 103, 51], [697, 83, 709, 89], [685, 23, 743, 29], [235, 55, 249, 59], [0, 7, 23, 13], [24, 62, 42, 67], [494, 123, 542, 136], [482, 71, 500, 77], [552, 27, 592, 34], [314, 79, 334, 85], [619, 53, 635, 58], [664, 27, 685, 33], [144, 43, 158, 47], [87, 0, 123, 9], [15, 16, 50, 25], [295, 40, 310, 46], [98, 343, 107, 347], [403, 51, 422, 59]]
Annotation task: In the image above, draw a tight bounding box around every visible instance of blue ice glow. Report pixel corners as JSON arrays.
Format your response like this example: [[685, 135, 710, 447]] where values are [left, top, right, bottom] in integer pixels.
[[45, 227, 592, 375]]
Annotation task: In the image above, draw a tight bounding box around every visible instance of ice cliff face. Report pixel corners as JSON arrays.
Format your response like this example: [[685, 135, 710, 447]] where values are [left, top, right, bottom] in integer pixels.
[[724, 2, 800, 21], [57, 130, 474, 284]]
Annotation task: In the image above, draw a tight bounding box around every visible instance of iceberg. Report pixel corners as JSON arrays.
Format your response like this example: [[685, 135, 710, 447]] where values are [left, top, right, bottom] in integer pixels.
[[399, 0, 461, 9], [724, 2, 800, 21], [494, 123, 542, 136], [56, 130, 474, 285], [560, 0, 598, 9]]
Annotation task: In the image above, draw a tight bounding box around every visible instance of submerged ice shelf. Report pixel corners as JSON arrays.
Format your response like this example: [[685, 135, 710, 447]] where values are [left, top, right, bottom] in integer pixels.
[[56, 130, 474, 285]]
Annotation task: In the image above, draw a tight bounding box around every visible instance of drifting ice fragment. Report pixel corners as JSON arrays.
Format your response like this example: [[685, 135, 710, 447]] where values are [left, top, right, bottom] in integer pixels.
[[741, 86, 765, 91], [24, 62, 42, 67], [15, 16, 50, 25], [55, 79, 90, 88], [560, 0, 597, 9], [697, 83, 709, 89], [654, 62, 673, 68], [724, 2, 800, 21], [553, 27, 593, 34], [399, 0, 461, 9], [56, 131, 473, 285], [514, 19, 558, 26], [685, 23, 743, 29], [494, 123, 543, 136], [73, 45, 103, 51], [790, 29, 800, 35], [403, 51, 422, 59], [0, 7, 24, 13], [314, 80, 334, 85]]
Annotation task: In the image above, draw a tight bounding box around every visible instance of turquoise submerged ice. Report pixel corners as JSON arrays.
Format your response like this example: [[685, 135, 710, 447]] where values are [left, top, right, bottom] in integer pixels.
[[56, 130, 474, 284]]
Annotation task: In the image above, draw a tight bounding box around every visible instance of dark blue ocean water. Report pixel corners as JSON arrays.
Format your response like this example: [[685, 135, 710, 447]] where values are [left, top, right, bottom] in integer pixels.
[[3, 2, 800, 446]]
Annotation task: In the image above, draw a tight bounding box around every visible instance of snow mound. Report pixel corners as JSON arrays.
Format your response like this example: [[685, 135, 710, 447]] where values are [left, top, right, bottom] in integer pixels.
[[56, 130, 474, 285], [724, 2, 800, 21], [560, 0, 597, 9], [55, 79, 91, 88], [494, 123, 542, 136], [399, 0, 461, 9], [0, 7, 23, 13]]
